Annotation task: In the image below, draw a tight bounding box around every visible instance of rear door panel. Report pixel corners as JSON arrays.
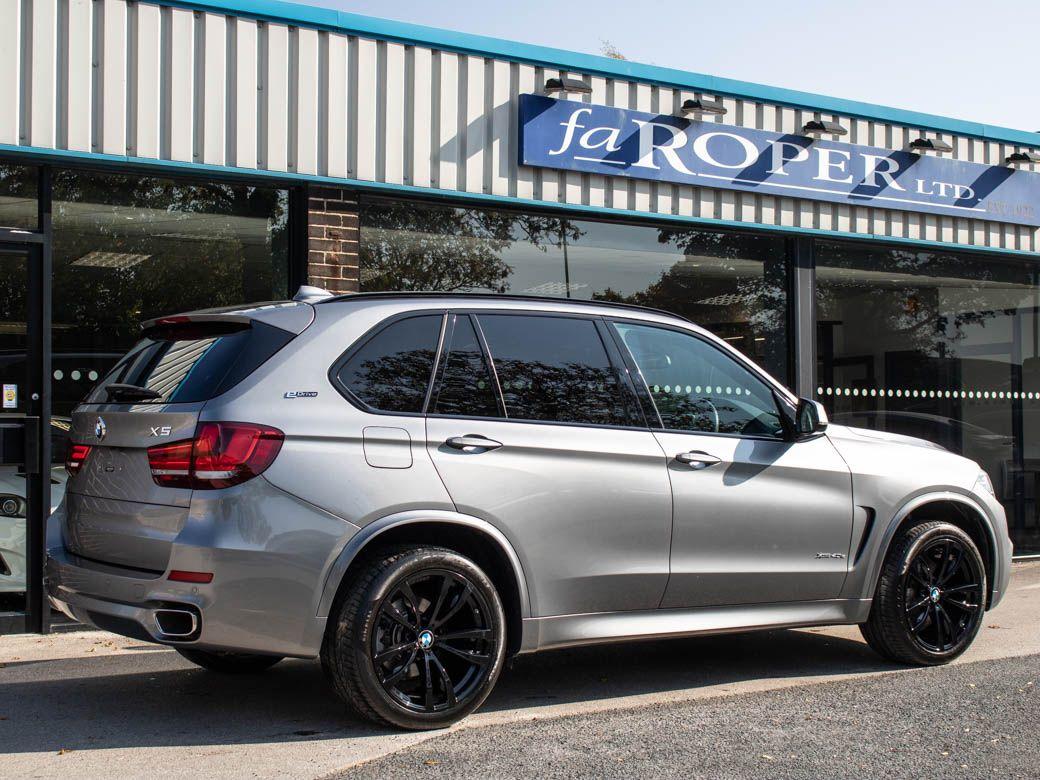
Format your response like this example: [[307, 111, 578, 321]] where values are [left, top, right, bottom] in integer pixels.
[[427, 417, 672, 616]]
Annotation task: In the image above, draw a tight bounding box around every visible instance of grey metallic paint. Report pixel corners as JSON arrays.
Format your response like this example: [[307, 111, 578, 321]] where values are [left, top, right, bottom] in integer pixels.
[[48, 295, 1012, 660]]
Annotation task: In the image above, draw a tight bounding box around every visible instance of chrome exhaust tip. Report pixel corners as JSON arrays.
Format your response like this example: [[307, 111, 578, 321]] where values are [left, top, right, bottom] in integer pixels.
[[153, 607, 200, 639]]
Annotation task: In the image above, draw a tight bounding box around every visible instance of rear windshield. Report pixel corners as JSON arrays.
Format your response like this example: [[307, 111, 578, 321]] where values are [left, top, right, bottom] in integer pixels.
[[85, 321, 293, 404]]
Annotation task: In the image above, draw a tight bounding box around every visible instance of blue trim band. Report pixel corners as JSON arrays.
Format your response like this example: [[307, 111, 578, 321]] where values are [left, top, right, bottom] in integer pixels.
[[2, 142, 1036, 260], [156, 0, 1040, 147]]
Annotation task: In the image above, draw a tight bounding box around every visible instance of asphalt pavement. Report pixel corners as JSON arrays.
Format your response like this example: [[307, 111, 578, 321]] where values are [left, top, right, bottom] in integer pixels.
[[340, 653, 1040, 779], [1, 561, 1038, 778]]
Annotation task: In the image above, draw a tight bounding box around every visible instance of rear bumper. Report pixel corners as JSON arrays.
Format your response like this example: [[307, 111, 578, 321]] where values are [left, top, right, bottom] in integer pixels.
[[47, 478, 360, 657]]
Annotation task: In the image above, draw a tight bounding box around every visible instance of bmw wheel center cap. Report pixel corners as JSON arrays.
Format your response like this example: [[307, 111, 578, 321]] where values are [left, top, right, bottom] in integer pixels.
[[418, 630, 435, 650]]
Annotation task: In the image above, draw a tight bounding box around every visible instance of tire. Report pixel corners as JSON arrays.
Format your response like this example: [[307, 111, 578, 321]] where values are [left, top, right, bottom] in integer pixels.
[[176, 648, 284, 674], [322, 545, 506, 730], [860, 521, 987, 666]]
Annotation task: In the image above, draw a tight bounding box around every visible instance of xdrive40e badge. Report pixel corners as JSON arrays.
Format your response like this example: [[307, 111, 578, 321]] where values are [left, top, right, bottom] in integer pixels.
[[94, 416, 107, 442]]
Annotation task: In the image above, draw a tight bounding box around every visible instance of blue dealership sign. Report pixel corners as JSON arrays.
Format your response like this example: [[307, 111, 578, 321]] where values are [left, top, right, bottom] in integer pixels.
[[519, 94, 1040, 227]]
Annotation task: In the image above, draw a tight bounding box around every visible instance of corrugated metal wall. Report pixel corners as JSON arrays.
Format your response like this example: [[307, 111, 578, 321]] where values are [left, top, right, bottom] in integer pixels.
[[2, 0, 1037, 252]]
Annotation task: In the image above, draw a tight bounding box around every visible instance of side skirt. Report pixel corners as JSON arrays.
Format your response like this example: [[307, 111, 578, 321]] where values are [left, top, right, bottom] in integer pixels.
[[519, 598, 873, 653]]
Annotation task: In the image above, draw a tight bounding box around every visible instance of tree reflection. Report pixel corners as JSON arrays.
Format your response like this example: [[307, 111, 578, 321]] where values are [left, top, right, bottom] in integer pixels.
[[345, 348, 438, 413], [49, 171, 289, 350], [816, 245, 1028, 358], [359, 201, 582, 293], [493, 357, 630, 426]]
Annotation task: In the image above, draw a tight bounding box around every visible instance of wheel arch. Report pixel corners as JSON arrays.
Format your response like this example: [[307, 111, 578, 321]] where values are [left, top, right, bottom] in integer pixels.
[[865, 492, 998, 608], [317, 510, 532, 656]]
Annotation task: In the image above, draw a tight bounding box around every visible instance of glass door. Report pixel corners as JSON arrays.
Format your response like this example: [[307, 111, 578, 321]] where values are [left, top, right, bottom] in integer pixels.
[[0, 244, 51, 633]]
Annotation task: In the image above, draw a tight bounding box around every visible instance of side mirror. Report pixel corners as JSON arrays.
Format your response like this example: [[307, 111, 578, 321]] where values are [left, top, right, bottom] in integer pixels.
[[794, 398, 828, 438]]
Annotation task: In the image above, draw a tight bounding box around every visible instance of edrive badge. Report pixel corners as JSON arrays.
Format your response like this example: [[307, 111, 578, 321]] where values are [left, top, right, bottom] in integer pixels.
[[94, 416, 107, 442]]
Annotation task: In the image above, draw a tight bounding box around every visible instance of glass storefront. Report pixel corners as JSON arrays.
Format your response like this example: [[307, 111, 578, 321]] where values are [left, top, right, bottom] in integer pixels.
[[0, 164, 292, 618], [816, 241, 1040, 554], [359, 199, 789, 381], [49, 169, 291, 420], [4, 166, 1040, 626]]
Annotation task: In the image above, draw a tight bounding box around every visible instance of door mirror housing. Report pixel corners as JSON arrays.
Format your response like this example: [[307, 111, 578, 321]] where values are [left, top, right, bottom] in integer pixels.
[[794, 398, 828, 439]]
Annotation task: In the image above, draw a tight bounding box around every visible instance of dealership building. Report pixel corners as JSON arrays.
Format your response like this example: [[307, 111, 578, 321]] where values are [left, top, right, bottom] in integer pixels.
[[1, 0, 1038, 632]]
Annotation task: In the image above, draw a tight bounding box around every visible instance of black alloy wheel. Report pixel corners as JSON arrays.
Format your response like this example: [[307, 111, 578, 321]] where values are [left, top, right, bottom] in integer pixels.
[[901, 536, 984, 654], [372, 569, 497, 713], [323, 546, 506, 730], [861, 521, 987, 666]]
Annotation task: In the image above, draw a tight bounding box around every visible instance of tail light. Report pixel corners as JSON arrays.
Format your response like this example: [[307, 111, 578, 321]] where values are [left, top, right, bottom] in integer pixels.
[[148, 422, 283, 490], [65, 443, 93, 476]]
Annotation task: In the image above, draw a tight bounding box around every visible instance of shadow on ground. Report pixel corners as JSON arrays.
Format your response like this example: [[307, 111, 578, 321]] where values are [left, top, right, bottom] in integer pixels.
[[0, 627, 896, 755]]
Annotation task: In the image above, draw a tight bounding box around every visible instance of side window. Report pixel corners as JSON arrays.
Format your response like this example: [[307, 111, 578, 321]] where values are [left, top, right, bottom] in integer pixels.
[[612, 322, 783, 437], [336, 314, 442, 413], [477, 314, 635, 427], [432, 315, 500, 417]]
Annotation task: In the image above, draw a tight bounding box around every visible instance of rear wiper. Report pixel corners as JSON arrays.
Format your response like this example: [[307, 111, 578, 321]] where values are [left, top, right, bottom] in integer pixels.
[[104, 383, 163, 402]]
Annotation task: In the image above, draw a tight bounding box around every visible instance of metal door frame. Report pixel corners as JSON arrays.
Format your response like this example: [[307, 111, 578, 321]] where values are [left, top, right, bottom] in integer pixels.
[[0, 165, 52, 634]]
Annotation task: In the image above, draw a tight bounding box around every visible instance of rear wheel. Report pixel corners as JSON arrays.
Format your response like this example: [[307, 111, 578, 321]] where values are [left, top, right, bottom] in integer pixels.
[[176, 648, 283, 674], [861, 521, 986, 665], [322, 546, 506, 730]]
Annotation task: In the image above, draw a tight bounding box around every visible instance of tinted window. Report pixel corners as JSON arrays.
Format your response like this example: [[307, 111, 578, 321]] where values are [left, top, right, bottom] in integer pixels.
[[86, 321, 293, 404], [477, 314, 633, 426], [433, 316, 500, 417], [613, 322, 782, 437], [338, 315, 441, 413]]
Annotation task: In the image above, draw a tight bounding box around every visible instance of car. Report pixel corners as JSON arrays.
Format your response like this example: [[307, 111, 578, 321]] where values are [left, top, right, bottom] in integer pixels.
[[0, 418, 70, 597], [46, 290, 1013, 730]]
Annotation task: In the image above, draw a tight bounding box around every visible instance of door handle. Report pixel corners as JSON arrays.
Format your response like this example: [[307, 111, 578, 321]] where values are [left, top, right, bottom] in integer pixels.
[[675, 451, 721, 469], [445, 435, 503, 452]]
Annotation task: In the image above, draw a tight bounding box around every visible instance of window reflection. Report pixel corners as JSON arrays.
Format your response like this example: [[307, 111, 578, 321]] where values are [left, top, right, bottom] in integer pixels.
[[359, 199, 789, 381], [0, 162, 38, 230], [50, 170, 291, 419], [816, 241, 1040, 554], [478, 314, 635, 427]]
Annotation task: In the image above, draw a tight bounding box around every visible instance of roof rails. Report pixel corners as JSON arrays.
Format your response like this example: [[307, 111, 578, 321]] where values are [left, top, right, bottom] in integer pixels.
[[317, 291, 689, 322]]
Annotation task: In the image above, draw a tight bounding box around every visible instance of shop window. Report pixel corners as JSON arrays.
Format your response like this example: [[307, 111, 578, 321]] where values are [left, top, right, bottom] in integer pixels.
[[49, 169, 291, 419], [0, 162, 38, 230], [358, 198, 789, 382], [815, 241, 1040, 554]]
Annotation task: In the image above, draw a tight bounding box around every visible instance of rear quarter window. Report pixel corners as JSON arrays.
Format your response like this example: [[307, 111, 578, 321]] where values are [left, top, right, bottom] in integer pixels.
[[334, 314, 443, 413]]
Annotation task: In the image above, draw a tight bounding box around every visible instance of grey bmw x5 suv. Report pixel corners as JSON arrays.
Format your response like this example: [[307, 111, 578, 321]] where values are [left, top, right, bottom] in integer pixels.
[[47, 290, 1012, 729]]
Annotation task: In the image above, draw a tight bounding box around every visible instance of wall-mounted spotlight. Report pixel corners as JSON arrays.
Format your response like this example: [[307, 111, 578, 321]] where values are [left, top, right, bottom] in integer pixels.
[[1005, 150, 1040, 166], [678, 98, 727, 117], [802, 120, 847, 138], [543, 77, 592, 95], [908, 137, 953, 154]]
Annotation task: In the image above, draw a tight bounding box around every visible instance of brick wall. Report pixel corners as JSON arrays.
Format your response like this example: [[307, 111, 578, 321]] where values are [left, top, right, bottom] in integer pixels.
[[306, 186, 360, 295]]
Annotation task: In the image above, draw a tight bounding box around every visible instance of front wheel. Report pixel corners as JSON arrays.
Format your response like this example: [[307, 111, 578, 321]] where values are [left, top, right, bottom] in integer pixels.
[[861, 521, 987, 665], [322, 546, 506, 730]]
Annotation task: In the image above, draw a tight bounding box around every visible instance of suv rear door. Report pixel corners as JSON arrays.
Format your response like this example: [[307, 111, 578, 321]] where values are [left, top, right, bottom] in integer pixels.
[[63, 315, 296, 572], [425, 312, 672, 618]]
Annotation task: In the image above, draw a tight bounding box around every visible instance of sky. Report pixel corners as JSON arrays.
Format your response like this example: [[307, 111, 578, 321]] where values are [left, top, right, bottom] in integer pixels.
[[313, 0, 1039, 133]]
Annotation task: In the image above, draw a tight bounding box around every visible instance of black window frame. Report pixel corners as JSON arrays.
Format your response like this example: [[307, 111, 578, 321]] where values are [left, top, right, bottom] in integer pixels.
[[605, 316, 795, 442], [428, 313, 507, 419], [328, 309, 448, 417]]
